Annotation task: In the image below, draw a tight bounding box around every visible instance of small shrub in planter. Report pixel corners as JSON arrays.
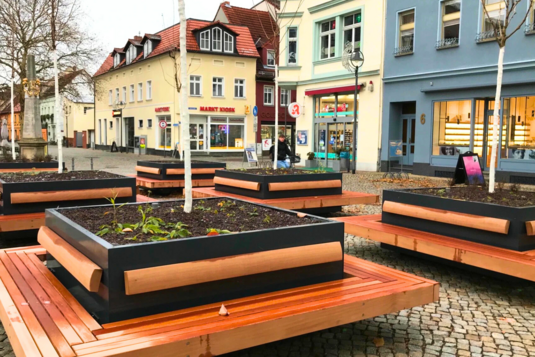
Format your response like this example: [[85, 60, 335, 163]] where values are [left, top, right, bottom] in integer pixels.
[[305, 152, 317, 168]]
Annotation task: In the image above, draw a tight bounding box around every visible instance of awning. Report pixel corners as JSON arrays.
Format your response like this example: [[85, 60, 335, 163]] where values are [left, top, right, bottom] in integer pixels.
[[305, 84, 363, 96]]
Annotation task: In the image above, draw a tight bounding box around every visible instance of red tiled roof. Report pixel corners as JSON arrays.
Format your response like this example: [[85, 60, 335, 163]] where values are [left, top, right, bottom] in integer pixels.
[[94, 19, 258, 77], [219, 2, 277, 47]]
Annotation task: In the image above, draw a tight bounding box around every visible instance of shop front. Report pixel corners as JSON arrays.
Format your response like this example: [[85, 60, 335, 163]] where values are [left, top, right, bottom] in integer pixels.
[[185, 115, 247, 152]]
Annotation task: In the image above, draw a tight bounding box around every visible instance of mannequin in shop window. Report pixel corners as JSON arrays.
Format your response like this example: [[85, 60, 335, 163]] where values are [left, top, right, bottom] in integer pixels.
[[269, 134, 292, 169]]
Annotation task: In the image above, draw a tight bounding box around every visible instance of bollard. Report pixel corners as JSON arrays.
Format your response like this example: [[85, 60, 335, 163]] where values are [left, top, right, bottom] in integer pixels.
[[90, 157, 94, 170], [72, 158, 75, 171]]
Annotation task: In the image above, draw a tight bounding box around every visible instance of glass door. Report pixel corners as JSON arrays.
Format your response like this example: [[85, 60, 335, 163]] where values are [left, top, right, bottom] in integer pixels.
[[475, 99, 506, 169], [190, 123, 206, 151], [401, 115, 416, 165]]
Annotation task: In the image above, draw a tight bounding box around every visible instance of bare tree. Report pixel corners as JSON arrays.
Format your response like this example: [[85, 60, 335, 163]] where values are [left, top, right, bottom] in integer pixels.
[[481, 0, 534, 192]]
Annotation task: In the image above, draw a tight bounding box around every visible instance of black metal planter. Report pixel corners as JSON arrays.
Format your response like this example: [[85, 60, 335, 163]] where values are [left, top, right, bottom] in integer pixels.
[[136, 161, 226, 180], [0, 161, 66, 170]]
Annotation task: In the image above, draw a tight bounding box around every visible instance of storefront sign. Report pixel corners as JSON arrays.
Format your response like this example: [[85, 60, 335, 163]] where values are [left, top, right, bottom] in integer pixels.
[[244, 105, 251, 115], [389, 140, 403, 158], [296, 130, 308, 145], [200, 106, 235, 112], [155, 107, 170, 112], [245, 147, 258, 163], [112, 110, 122, 118], [262, 138, 272, 151], [288, 102, 302, 118], [159, 120, 168, 129]]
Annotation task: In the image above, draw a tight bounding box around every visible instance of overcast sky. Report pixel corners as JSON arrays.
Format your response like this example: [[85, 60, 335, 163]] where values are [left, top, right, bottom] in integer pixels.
[[81, 0, 262, 70]]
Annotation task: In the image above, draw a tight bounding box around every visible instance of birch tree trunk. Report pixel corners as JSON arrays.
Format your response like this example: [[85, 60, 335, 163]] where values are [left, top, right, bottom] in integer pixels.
[[10, 72, 15, 159], [488, 46, 505, 193], [53, 48, 63, 173], [273, 64, 279, 170], [178, 0, 192, 213]]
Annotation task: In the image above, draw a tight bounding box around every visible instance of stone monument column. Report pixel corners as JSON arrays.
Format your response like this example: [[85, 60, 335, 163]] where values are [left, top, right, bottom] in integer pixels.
[[19, 54, 47, 159]]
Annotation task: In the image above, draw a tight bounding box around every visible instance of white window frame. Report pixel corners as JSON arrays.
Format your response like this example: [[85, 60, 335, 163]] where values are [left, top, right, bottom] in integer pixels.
[[438, 0, 461, 46], [234, 78, 245, 99], [396, 9, 415, 54], [480, 1, 505, 35], [212, 28, 222, 52], [146, 80, 152, 100], [224, 32, 234, 53], [138, 119, 143, 128], [114, 53, 121, 67], [143, 40, 152, 58], [281, 89, 291, 107], [126, 46, 136, 65], [108, 90, 112, 105], [343, 13, 362, 51], [319, 19, 336, 60], [200, 30, 211, 50], [129, 84, 135, 102], [122, 87, 126, 104], [147, 119, 153, 128], [115, 88, 119, 103], [288, 27, 298, 65], [264, 86, 274, 106], [267, 50, 276, 67], [137, 83, 143, 101], [212, 77, 224, 97], [190, 75, 202, 96]]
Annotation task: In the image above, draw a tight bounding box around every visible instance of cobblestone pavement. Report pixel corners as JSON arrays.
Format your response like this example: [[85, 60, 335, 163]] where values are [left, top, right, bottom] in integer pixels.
[[1, 151, 535, 357]]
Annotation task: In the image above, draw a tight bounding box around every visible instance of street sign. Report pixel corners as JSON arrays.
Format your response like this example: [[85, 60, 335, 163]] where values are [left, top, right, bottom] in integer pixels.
[[252, 105, 258, 116], [288, 102, 302, 118], [253, 116, 258, 132], [159, 120, 168, 129]]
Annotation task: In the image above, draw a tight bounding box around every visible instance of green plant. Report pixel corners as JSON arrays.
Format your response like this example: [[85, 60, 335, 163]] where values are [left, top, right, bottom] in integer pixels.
[[263, 215, 271, 224], [104, 191, 127, 227], [248, 208, 259, 216], [43, 155, 53, 163], [206, 228, 231, 236], [307, 152, 315, 160]]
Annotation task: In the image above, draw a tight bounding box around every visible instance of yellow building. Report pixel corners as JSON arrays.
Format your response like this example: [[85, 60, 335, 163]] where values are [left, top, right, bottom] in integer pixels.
[[94, 20, 259, 155], [0, 100, 22, 141], [278, 0, 386, 171]]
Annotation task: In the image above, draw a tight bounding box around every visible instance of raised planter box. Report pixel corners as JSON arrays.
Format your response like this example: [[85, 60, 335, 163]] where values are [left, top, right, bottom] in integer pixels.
[[215, 170, 343, 199], [0, 174, 136, 215], [136, 160, 226, 180], [42, 199, 344, 323], [382, 188, 535, 251], [0, 161, 66, 171]]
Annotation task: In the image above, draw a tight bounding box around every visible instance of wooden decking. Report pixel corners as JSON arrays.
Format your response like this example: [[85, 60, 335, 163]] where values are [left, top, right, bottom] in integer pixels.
[[0, 246, 438, 357], [0, 213, 45, 233], [192, 187, 379, 211], [335, 214, 535, 282], [132, 175, 214, 189]]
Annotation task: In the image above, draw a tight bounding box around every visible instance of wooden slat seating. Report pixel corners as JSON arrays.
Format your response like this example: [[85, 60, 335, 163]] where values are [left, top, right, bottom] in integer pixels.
[[383, 201, 510, 234], [124, 242, 343, 295], [132, 175, 214, 189], [0, 212, 45, 233], [135, 166, 160, 175], [213, 176, 261, 191], [10, 187, 133, 205], [166, 168, 219, 175], [0, 245, 438, 357], [191, 187, 379, 210], [268, 180, 342, 192], [335, 215, 535, 282]]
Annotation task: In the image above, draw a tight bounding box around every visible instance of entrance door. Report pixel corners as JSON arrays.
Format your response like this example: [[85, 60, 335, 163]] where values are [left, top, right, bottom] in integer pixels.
[[474, 99, 501, 170], [125, 118, 135, 148], [189, 123, 206, 151], [401, 115, 416, 165]]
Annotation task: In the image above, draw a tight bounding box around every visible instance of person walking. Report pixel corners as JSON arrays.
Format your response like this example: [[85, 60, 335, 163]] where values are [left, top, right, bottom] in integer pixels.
[[269, 134, 292, 169]]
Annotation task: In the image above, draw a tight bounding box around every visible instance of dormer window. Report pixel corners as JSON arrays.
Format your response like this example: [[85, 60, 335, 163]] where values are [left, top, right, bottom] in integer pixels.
[[212, 28, 222, 51], [114, 53, 121, 67], [126, 46, 137, 65], [200, 30, 210, 51], [224, 32, 234, 53], [143, 40, 153, 58]]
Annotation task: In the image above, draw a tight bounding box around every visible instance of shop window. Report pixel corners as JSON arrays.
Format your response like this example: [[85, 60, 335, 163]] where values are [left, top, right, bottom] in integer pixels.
[[432, 100, 472, 156], [335, 94, 356, 118], [438, 0, 461, 48], [212, 77, 224, 97], [264, 86, 274, 105], [479, 0, 505, 41], [504, 96, 535, 160], [190, 75, 202, 96], [267, 50, 275, 67], [320, 20, 336, 60], [261, 125, 293, 148], [343, 13, 361, 51], [158, 116, 172, 148], [200, 30, 210, 50], [288, 27, 298, 65], [212, 28, 222, 51], [234, 79, 245, 98], [396, 10, 415, 55], [210, 117, 245, 150]]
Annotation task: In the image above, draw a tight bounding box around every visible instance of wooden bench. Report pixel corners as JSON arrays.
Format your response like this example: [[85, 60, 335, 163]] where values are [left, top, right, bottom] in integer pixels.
[[334, 214, 535, 282], [0, 246, 437, 357], [132, 175, 214, 189]]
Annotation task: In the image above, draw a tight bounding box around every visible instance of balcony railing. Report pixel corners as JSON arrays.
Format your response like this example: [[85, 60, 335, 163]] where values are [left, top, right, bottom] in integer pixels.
[[525, 23, 535, 34], [394, 45, 413, 56], [476, 30, 497, 42], [436, 37, 459, 49]]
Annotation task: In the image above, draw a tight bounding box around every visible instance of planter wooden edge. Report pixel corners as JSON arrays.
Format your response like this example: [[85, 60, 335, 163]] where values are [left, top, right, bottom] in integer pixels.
[[11, 187, 133, 205]]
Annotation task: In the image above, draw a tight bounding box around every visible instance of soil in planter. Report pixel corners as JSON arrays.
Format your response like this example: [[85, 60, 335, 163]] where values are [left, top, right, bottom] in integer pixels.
[[0, 171, 124, 183], [412, 186, 535, 207], [227, 168, 328, 176], [61, 199, 321, 246]]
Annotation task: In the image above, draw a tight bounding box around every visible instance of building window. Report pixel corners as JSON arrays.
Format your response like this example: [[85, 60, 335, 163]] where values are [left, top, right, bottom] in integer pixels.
[[115, 88, 119, 103], [190, 75, 202, 96], [504, 96, 535, 159], [212, 28, 222, 51], [148, 119, 153, 128], [158, 115, 172, 148], [343, 13, 362, 51], [438, 0, 461, 48], [478, 0, 505, 41], [126, 46, 137, 65], [395, 10, 415, 56], [224, 32, 234, 53], [138, 83, 143, 101], [267, 50, 276, 66], [212, 77, 224, 97], [320, 20, 336, 59], [288, 27, 298, 65], [210, 117, 245, 150], [138, 119, 143, 128], [143, 40, 153, 58], [264, 86, 274, 105], [110, 121, 113, 129], [122, 87, 127, 104], [200, 30, 210, 50], [234, 79, 245, 98], [129, 84, 134, 102], [108, 90, 112, 105], [146, 80, 152, 100], [281, 89, 291, 107], [114, 53, 121, 67], [527, 2, 535, 33], [432, 100, 472, 156]]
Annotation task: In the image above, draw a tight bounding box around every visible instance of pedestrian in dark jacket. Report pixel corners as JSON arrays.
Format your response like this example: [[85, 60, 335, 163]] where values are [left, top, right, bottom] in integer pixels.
[[269, 134, 292, 168]]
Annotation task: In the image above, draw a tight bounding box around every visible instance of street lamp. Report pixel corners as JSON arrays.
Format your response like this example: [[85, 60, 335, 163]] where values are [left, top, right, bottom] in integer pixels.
[[342, 43, 364, 174]]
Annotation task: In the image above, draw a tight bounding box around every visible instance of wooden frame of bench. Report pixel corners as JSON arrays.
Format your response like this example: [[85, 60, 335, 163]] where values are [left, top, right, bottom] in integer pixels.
[[526, 221, 535, 236], [135, 166, 161, 175], [124, 242, 342, 295], [133, 175, 214, 189], [383, 201, 510, 234], [166, 168, 219, 175], [0, 245, 438, 357], [268, 180, 342, 192], [213, 176, 261, 191], [335, 215, 535, 282]]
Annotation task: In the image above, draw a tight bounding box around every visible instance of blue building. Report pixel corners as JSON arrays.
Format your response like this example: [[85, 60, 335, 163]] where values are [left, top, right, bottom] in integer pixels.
[[381, 0, 535, 182]]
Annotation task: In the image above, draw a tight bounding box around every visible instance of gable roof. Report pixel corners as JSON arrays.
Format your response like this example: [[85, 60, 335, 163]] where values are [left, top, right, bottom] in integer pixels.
[[94, 19, 258, 78], [192, 20, 240, 36], [218, 2, 277, 48]]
